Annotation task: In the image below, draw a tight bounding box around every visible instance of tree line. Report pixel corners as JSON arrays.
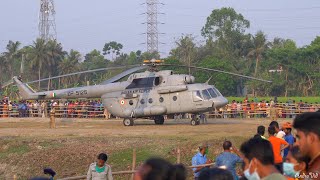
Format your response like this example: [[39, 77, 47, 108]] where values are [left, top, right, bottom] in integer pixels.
[[1, 7, 319, 98]]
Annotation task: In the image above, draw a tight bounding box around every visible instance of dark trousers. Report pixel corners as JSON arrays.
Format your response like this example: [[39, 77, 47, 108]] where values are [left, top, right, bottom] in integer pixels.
[[275, 163, 283, 174]]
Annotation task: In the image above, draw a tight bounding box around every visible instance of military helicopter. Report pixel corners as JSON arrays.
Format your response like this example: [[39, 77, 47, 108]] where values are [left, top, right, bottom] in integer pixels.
[[11, 59, 271, 126]]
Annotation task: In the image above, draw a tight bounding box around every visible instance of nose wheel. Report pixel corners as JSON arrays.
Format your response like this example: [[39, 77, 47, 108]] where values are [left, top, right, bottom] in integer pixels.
[[123, 118, 134, 126]]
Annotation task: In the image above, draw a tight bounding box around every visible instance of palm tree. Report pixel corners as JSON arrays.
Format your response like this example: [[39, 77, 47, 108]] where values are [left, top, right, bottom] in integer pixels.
[[26, 38, 49, 90], [171, 35, 197, 75], [247, 31, 269, 95], [2, 41, 21, 78], [58, 50, 81, 87], [46, 40, 65, 76]]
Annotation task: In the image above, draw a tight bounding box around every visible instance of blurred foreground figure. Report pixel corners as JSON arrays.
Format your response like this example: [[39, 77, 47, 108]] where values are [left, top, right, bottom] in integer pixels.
[[133, 158, 186, 180], [199, 168, 233, 180]]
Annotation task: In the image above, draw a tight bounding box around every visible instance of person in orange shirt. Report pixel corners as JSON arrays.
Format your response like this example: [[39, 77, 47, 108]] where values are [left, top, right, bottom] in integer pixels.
[[268, 126, 289, 173]]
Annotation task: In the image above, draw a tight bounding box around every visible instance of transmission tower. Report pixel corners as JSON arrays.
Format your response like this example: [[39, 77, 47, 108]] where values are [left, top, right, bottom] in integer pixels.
[[39, 0, 57, 41], [146, 0, 160, 53]]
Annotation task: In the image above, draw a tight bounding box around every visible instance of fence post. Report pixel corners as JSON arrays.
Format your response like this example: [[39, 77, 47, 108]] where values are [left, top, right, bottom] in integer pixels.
[[13, 174, 17, 180], [50, 108, 56, 129], [131, 148, 136, 180], [177, 148, 181, 164]]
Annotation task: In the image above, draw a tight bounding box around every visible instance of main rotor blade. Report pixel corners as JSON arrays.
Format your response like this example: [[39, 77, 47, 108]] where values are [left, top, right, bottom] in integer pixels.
[[0, 80, 14, 88], [162, 64, 272, 83], [25, 65, 141, 84], [100, 66, 147, 85]]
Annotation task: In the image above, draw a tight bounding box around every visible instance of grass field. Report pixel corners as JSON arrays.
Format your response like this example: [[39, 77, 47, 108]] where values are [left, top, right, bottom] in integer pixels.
[[227, 97, 320, 103], [0, 117, 295, 180]]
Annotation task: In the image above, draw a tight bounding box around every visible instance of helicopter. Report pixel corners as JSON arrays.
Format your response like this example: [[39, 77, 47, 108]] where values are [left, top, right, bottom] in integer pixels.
[[11, 59, 271, 126]]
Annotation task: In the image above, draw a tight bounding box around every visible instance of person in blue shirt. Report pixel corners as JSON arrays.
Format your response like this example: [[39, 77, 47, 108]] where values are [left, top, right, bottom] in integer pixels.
[[192, 144, 212, 179], [282, 122, 295, 158], [215, 141, 243, 180]]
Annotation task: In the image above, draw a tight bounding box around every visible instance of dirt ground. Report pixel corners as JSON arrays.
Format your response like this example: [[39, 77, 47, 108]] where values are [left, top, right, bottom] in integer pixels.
[[0, 117, 293, 180]]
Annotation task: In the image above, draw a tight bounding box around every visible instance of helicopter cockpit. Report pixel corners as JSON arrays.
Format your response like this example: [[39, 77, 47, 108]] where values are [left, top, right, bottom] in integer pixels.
[[193, 87, 222, 101]]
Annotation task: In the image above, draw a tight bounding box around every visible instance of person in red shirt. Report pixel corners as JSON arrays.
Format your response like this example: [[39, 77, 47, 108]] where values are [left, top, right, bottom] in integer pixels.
[[268, 126, 289, 173]]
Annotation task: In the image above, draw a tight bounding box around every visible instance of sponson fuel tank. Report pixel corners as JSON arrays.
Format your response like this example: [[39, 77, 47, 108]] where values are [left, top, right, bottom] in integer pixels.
[[124, 106, 167, 117]]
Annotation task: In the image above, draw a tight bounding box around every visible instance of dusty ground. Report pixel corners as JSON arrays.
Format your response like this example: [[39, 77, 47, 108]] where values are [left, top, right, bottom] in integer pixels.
[[0, 117, 293, 180]]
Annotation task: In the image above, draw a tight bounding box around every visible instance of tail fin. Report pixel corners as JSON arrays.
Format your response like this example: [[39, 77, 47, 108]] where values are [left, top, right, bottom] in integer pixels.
[[12, 76, 35, 100]]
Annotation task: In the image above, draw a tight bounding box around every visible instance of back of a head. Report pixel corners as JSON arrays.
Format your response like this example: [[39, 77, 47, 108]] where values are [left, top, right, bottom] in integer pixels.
[[144, 158, 186, 180], [293, 112, 320, 138], [199, 168, 233, 180], [268, 126, 276, 135], [269, 121, 279, 129], [257, 125, 265, 136], [223, 141, 232, 150], [240, 138, 274, 165]]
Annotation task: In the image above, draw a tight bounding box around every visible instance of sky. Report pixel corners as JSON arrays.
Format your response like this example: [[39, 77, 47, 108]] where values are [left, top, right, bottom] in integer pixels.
[[1, 0, 320, 57]]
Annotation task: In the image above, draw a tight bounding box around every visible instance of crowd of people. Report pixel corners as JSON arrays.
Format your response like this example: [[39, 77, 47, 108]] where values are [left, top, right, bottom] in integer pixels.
[[67, 112, 320, 180], [0, 99, 106, 118]]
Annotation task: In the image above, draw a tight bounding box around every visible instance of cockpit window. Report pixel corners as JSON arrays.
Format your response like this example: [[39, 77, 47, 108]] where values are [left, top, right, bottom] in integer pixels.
[[196, 91, 202, 99], [202, 89, 211, 100], [208, 88, 218, 98], [213, 87, 222, 96], [193, 90, 203, 102]]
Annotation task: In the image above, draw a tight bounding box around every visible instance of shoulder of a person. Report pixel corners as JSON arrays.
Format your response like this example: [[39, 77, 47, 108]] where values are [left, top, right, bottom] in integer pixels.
[[262, 173, 286, 180], [89, 162, 96, 168]]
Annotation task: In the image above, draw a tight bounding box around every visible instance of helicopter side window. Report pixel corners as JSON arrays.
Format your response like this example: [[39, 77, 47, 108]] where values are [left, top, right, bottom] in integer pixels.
[[140, 99, 145, 104], [154, 77, 160, 86], [159, 97, 164, 103], [126, 77, 155, 89], [202, 89, 211, 100], [129, 100, 134, 106], [208, 88, 218, 98], [148, 98, 153, 104], [173, 96, 177, 101], [193, 91, 203, 102]]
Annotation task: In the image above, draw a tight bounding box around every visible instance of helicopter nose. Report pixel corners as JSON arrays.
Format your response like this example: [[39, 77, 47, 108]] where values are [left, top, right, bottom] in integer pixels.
[[214, 96, 229, 108]]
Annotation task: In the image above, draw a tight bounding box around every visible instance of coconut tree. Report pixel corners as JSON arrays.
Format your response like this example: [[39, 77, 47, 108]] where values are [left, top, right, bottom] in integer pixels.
[[2, 41, 21, 78], [58, 50, 81, 87]]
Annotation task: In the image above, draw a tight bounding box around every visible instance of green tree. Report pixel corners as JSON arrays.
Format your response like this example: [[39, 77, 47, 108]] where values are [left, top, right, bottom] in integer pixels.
[[247, 31, 269, 96], [2, 41, 21, 79], [170, 35, 197, 75], [103, 41, 123, 60], [26, 38, 49, 89], [58, 50, 81, 87]]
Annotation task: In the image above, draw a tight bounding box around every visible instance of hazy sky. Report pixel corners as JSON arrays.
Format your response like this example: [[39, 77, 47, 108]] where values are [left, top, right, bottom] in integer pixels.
[[1, 0, 320, 57]]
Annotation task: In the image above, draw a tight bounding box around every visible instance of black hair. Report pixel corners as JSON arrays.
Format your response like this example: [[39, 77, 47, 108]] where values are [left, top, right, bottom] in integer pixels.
[[144, 158, 187, 180], [223, 141, 232, 150], [289, 146, 311, 170], [240, 138, 274, 165], [269, 121, 279, 129], [257, 126, 265, 136], [97, 153, 108, 162], [199, 168, 233, 180], [293, 112, 320, 138], [268, 126, 276, 135]]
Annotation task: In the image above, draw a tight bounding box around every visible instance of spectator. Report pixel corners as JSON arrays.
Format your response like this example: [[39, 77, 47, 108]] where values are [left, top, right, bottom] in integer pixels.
[[192, 143, 212, 179], [268, 126, 289, 173], [199, 168, 233, 180], [253, 125, 267, 140], [240, 138, 286, 180], [215, 141, 243, 180], [293, 112, 320, 175], [282, 122, 295, 158], [87, 153, 113, 180], [269, 121, 285, 139], [283, 146, 310, 178], [133, 157, 186, 180]]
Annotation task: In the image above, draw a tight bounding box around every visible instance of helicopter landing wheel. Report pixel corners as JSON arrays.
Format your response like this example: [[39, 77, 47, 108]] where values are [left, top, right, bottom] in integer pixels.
[[154, 116, 164, 125], [190, 119, 197, 126], [123, 118, 134, 126], [196, 119, 200, 125]]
